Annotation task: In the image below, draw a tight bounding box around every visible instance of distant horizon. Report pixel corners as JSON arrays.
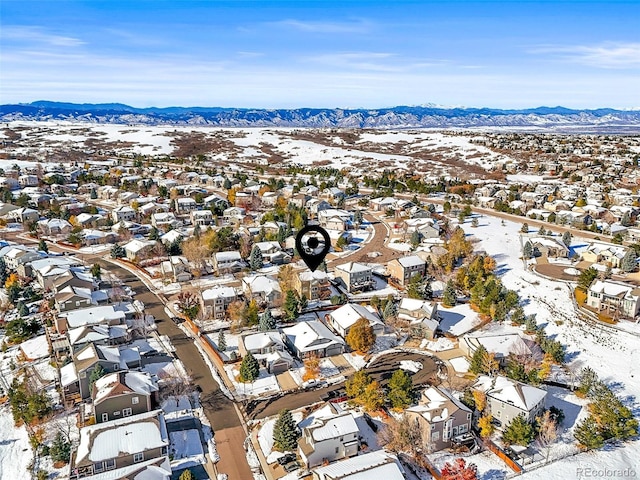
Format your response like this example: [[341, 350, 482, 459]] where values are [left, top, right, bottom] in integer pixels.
[[6, 100, 640, 112], [1, 1, 639, 109]]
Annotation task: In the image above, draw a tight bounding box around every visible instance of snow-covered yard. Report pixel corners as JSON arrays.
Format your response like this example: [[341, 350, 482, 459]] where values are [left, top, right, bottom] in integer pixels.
[[223, 364, 280, 398], [169, 429, 206, 470], [438, 303, 483, 336], [0, 405, 32, 480]]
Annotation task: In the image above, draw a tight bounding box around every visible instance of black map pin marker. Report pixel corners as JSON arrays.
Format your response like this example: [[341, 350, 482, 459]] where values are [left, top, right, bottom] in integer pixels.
[[295, 224, 331, 272]]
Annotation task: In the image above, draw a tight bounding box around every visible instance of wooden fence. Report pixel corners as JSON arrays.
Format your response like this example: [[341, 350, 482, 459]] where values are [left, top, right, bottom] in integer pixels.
[[481, 438, 523, 474]]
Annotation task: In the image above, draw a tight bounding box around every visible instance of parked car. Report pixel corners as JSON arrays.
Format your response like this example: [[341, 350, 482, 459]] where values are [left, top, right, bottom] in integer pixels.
[[283, 462, 300, 473], [171, 316, 185, 325]]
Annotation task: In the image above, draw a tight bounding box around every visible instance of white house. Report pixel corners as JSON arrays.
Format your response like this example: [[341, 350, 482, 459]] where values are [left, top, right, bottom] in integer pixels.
[[282, 320, 345, 359], [311, 451, 405, 480], [328, 303, 385, 338]]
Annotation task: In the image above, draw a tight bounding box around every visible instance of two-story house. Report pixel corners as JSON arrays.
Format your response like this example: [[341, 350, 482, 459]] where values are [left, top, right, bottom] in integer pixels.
[[70, 410, 169, 479], [212, 251, 244, 274], [111, 205, 136, 223], [406, 386, 473, 452], [334, 262, 375, 293], [473, 375, 547, 430], [92, 371, 159, 423], [190, 209, 214, 226], [397, 298, 440, 340], [201, 286, 237, 319], [294, 270, 331, 301], [55, 286, 97, 312], [298, 405, 359, 468], [253, 241, 292, 265], [175, 197, 197, 214], [238, 332, 293, 374], [387, 255, 426, 286], [242, 274, 282, 307], [151, 212, 181, 231], [587, 279, 640, 319], [581, 240, 630, 269]]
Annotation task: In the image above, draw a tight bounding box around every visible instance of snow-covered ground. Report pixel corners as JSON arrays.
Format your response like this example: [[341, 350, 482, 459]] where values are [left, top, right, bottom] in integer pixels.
[[421, 337, 455, 352], [438, 303, 483, 336], [448, 356, 470, 373], [400, 360, 423, 373], [223, 364, 280, 399], [0, 404, 32, 480], [169, 429, 206, 470], [459, 213, 640, 473]]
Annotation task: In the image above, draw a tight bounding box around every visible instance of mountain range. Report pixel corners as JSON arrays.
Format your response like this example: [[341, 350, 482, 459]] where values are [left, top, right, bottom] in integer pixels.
[[2, 101, 640, 132]]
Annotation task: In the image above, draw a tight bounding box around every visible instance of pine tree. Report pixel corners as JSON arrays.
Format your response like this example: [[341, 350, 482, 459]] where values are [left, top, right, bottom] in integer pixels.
[[283, 290, 299, 321], [383, 299, 397, 320], [90, 263, 102, 280], [38, 239, 48, 253], [217, 330, 226, 352], [621, 249, 637, 273], [574, 416, 604, 450], [89, 364, 105, 392], [249, 245, 263, 270], [149, 226, 160, 241], [239, 351, 260, 383], [502, 414, 535, 446], [562, 231, 572, 247], [272, 409, 300, 451], [345, 318, 375, 354], [0, 257, 7, 285], [223, 177, 232, 190], [410, 230, 421, 248], [387, 369, 414, 409], [111, 244, 125, 259], [469, 345, 488, 375], [17, 302, 29, 317], [521, 223, 529, 233], [523, 241, 533, 259], [443, 280, 457, 307], [538, 226, 546, 236], [299, 294, 308, 312], [50, 430, 71, 463], [259, 308, 276, 331], [90, 188, 97, 199]]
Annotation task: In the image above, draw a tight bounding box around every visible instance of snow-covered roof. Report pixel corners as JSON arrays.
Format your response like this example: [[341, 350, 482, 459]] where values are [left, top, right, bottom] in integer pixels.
[[309, 412, 359, 442], [243, 332, 283, 352], [298, 270, 329, 282], [62, 305, 127, 329], [590, 280, 639, 299], [60, 362, 78, 387], [242, 274, 281, 295], [94, 371, 158, 403], [75, 410, 168, 465], [335, 262, 372, 274], [473, 375, 547, 412], [397, 254, 425, 268], [464, 333, 535, 359], [283, 320, 344, 353], [19, 334, 49, 361], [202, 286, 236, 301], [330, 303, 382, 331], [214, 251, 242, 262], [407, 386, 470, 423], [313, 451, 404, 480], [585, 240, 628, 259]]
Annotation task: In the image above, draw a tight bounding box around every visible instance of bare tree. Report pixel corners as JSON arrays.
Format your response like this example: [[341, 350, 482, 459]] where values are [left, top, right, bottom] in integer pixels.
[[158, 369, 194, 407], [181, 237, 210, 276], [377, 414, 423, 457], [536, 410, 558, 464]]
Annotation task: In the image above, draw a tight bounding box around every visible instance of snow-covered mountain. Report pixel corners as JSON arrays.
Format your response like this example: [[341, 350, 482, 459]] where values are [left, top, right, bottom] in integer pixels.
[[2, 101, 640, 131]]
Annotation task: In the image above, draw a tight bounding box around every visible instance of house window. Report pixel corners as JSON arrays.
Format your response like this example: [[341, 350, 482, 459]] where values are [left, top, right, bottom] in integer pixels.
[[123, 408, 132, 417], [133, 452, 144, 463], [496, 410, 501, 417], [113, 411, 120, 416], [335, 447, 339, 454], [132, 396, 139, 405], [432, 431, 440, 441], [76, 301, 81, 306], [459, 424, 468, 434], [94, 462, 104, 473], [113, 363, 119, 370], [104, 459, 116, 470], [101, 413, 108, 422]]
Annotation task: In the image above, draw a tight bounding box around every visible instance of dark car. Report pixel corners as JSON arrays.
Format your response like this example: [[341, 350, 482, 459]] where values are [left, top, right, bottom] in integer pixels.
[[277, 454, 296, 466], [283, 462, 300, 473], [171, 316, 185, 325]]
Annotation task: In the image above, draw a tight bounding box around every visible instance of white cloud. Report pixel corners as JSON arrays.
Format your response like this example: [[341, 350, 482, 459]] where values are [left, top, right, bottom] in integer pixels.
[[531, 42, 640, 68], [270, 19, 372, 34], [1, 25, 85, 47]]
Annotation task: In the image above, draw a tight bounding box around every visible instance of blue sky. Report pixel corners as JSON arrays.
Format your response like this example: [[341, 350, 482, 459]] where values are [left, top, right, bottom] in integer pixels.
[[1, 0, 639, 108]]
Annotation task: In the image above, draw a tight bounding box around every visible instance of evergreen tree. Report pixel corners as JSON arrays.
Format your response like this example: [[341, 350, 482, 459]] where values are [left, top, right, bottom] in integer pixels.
[[407, 274, 425, 299], [510, 305, 526, 325], [17, 302, 29, 317], [89, 364, 105, 392], [410, 230, 421, 248], [110, 243, 125, 259], [523, 241, 533, 259], [50, 430, 71, 463], [239, 351, 260, 383], [0, 257, 7, 285], [259, 308, 276, 331], [621, 249, 637, 273], [443, 280, 457, 307], [538, 226, 546, 236], [574, 416, 605, 450], [38, 239, 48, 253], [217, 330, 226, 352], [299, 294, 308, 312], [469, 345, 488, 375], [521, 223, 529, 233], [273, 409, 300, 451], [383, 299, 397, 320], [90, 188, 98, 200], [353, 209, 363, 228], [283, 290, 299, 321], [249, 245, 263, 270], [578, 267, 598, 290], [148, 226, 160, 241], [90, 263, 102, 280], [277, 226, 287, 245], [502, 414, 535, 446], [562, 231, 572, 247], [387, 369, 414, 409]]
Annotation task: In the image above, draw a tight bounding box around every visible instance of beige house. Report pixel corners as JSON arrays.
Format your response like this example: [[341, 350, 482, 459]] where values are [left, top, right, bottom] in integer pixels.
[[294, 270, 331, 301], [587, 279, 640, 319], [334, 262, 375, 293], [581, 241, 630, 268], [406, 386, 473, 452], [387, 255, 426, 286]]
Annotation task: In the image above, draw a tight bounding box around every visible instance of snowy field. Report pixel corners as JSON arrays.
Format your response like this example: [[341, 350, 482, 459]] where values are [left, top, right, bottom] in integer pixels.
[[459, 213, 640, 474]]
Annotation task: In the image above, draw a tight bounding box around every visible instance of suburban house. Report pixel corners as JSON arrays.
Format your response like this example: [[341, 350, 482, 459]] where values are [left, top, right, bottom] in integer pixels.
[[311, 451, 405, 480], [242, 274, 282, 307], [238, 331, 293, 374], [123, 239, 156, 262], [282, 320, 345, 359], [253, 241, 292, 265], [328, 303, 385, 338], [387, 255, 427, 286], [0, 245, 41, 271], [55, 286, 99, 312], [68, 324, 130, 352], [460, 331, 541, 367], [8, 206, 39, 223], [397, 298, 440, 340], [587, 279, 640, 319], [334, 262, 375, 293], [92, 371, 159, 423], [298, 404, 360, 468], [201, 286, 237, 319], [70, 410, 169, 479], [111, 205, 136, 223], [38, 218, 73, 236], [160, 256, 192, 283], [175, 197, 197, 214], [190, 209, 214, 226], [52, 269, 96, 293], [151, 212, 181, 231], [473, 375, 547, 429], [56, 304, 130, 334], [525, 236, 570, 258], [406, 386, 473, 452], [213, 251, 244, 274], [294, 270, 331, 301], [203, 194, 228, 210], [581, 241, 630, 268]]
